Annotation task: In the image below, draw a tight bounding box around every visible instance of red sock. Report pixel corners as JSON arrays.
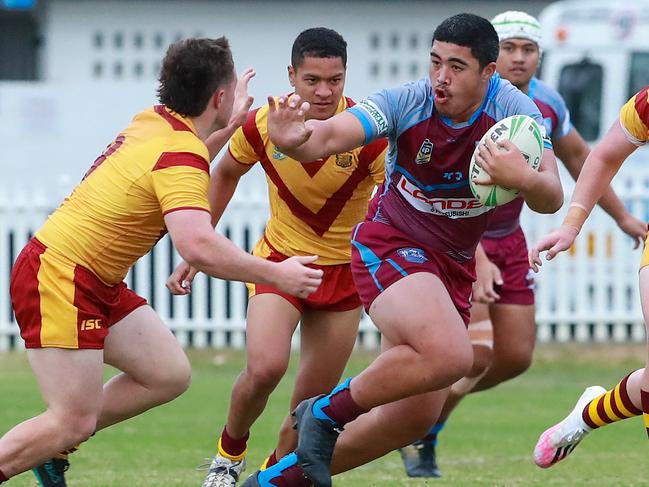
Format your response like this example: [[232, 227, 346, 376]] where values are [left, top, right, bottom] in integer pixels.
[[219, 427, 249, 458], [322, 386, 368, 426], [272, 464, 312, 487], [641, 389, 649, 438], [0, 468, 8, 482], [265, 450, 279, 468]]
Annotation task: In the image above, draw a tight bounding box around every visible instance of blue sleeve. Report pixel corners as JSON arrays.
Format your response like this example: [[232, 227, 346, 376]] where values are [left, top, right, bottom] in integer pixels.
[[347, 78, 431, 145]]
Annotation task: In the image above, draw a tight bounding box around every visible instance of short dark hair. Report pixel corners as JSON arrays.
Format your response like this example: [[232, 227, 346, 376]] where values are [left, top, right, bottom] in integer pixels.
[[157, 37, 235, 117], [291, 27, 347, 68], [433, 13, 499, 68]]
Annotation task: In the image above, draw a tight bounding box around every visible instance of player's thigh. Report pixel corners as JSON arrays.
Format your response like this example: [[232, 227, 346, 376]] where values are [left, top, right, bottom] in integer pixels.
[[489, 302, 536, 363], [639, 267, 649, 350], [28, 348, 104, 416], [103, 305, 189, 385], [245, 293, 302, 369], [294, 307, 362, 389], [369, 272, 469, 356]]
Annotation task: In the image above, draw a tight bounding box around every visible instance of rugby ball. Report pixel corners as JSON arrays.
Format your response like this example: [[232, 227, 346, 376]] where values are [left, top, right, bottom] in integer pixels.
[[469, 115, 544, 207]]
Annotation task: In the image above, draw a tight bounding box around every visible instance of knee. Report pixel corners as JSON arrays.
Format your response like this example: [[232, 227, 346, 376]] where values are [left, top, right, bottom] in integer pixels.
[[54, 412, 97, 445], [443, 341, 474, 384], [244, 360, 288, 392], [152, 354, 192, 400]]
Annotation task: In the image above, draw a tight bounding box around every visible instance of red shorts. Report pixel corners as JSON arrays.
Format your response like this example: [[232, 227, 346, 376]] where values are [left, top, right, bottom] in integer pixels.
[[10, 238, 148, 349], [481, 226, 535, 306], [350, 220, 476, 325], [246, 250, 361, 313]]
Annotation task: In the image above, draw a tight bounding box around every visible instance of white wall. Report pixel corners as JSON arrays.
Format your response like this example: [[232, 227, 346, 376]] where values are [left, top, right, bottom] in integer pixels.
[[1, 0, 551, 196]]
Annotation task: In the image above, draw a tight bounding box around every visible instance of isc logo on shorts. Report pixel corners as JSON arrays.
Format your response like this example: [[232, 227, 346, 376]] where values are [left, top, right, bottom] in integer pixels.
[[397, 247, 427, 264], [80, 319, 103, 331]]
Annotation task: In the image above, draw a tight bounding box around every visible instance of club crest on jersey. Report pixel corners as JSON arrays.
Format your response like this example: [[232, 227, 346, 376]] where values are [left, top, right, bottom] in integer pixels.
[[397, 247, 427, 264], [272, 146, 287, 160], [335, 152, 354, 168], [415, 139, 433, 164]]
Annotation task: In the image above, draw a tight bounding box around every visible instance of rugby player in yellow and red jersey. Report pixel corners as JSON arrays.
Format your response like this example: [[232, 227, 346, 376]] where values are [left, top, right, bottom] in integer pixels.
[[530, 85, 649, 468], [0, 38, 322, 487], [167, 28, 386, 487]]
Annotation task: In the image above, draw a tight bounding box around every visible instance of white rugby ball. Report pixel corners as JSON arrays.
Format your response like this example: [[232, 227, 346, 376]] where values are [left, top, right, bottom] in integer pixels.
[[469, 114, 544, 207]]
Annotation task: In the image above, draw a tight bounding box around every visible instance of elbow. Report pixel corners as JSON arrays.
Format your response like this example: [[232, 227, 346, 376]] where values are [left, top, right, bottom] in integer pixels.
[[174, 234, 212, 269], [533, 190, 564, 214]]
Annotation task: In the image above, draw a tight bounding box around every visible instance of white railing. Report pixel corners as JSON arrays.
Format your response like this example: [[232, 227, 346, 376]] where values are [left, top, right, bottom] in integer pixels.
[[1, 170, 648, 351]]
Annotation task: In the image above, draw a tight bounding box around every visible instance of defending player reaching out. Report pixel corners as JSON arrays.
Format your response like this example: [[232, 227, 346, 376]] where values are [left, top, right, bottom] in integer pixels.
[[241, 13, 563, 487], [0, 37, 321, 487], [167, 28, 386, 487], [530, 86, 649, 468], [399, 11, 648, 478]]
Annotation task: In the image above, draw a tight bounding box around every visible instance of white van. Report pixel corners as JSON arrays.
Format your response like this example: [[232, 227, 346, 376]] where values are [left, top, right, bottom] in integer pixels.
[[539, 0, 649, 148]]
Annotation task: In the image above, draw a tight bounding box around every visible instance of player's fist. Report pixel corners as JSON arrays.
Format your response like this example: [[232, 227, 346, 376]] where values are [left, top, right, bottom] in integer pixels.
[[166, 260, 199, 295], [272, 255, 323, 298]]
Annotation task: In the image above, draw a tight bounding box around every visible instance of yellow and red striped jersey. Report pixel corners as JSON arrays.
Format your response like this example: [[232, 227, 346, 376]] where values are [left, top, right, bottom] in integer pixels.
[[36, 105, 211, 285], [229, 96, 386, 265], [620, 85, 649, 145]]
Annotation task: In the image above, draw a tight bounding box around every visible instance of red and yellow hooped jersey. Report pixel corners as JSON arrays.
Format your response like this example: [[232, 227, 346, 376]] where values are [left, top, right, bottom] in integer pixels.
[[228, 95, 386, 265], [620, 85, 649, 145], [36, 105, 211, 285]]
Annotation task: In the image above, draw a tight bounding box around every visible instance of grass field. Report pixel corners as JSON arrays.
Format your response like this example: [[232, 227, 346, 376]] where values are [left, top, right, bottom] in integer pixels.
[[2, 345, 649, 486]]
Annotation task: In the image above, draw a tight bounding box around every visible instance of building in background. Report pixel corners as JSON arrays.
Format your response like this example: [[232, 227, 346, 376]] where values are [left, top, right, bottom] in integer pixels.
[[0, 0, 553, 195]]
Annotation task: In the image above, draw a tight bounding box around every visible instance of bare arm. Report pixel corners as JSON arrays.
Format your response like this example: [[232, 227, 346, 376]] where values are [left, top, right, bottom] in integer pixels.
[[529, 120, 641, 270], [266, 95, 366, 161], [208, 151, 253, 227], [517, 147, 563, 213], [164, 209, 322, 296], [555, 128, 646, 245], [569, 121, 638, 214]]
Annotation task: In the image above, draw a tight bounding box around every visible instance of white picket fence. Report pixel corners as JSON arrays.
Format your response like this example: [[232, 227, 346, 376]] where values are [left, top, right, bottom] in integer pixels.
[[1, 171, 648, 351]]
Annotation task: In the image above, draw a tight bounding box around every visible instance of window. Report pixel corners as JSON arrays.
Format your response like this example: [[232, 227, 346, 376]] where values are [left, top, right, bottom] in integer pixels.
[[628, 52, 649, 99], [558, 59, 603, 141]]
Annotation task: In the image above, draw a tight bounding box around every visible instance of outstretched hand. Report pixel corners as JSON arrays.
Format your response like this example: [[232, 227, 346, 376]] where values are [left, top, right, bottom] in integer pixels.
[[228, 68, 256, 128], [267, 94, 313, 151], [528, 225, 579, 273]]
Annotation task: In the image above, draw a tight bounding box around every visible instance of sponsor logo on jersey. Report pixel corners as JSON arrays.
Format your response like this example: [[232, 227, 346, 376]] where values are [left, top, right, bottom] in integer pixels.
[[272, 146, 287, 160], [397, 247, 427, 264], [335, 152, 354, 168], [415, 138, 433, 164], [397, 176, 492, 218], [80, 319, 102, 331], [358, 100, 389, 136]]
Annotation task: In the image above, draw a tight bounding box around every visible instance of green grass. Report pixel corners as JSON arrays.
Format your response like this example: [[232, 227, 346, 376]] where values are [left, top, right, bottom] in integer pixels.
[[2, 345, 649, 486]]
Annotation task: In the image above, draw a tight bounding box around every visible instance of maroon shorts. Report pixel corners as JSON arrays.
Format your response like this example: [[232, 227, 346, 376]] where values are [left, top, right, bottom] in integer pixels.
[[11, 238, 148, 349], [246, 250, 362, 313], [481, 225, 535, 306], [350, 220, 476, 325]]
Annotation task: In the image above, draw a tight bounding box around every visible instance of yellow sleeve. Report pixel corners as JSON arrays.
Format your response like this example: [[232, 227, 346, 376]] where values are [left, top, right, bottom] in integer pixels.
[[228, 110, 263, 165], [151, 151, 211, 215], [620, 87, 649, 146]]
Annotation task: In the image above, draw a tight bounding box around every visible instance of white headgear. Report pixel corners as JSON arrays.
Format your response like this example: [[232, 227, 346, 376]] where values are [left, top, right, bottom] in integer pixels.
[[491, 11, 542, 46]]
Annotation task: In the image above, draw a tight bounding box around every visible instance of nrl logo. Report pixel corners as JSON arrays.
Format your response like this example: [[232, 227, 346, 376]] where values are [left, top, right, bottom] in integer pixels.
[[415, 138, 433, 164], [272, 146, 287, 160], [335, 152, 353, 168]]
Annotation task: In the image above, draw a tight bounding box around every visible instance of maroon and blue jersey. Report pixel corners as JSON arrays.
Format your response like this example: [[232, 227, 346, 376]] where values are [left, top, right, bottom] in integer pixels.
[[486, 77, 571, 237], [347, 73, 552, 262]]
